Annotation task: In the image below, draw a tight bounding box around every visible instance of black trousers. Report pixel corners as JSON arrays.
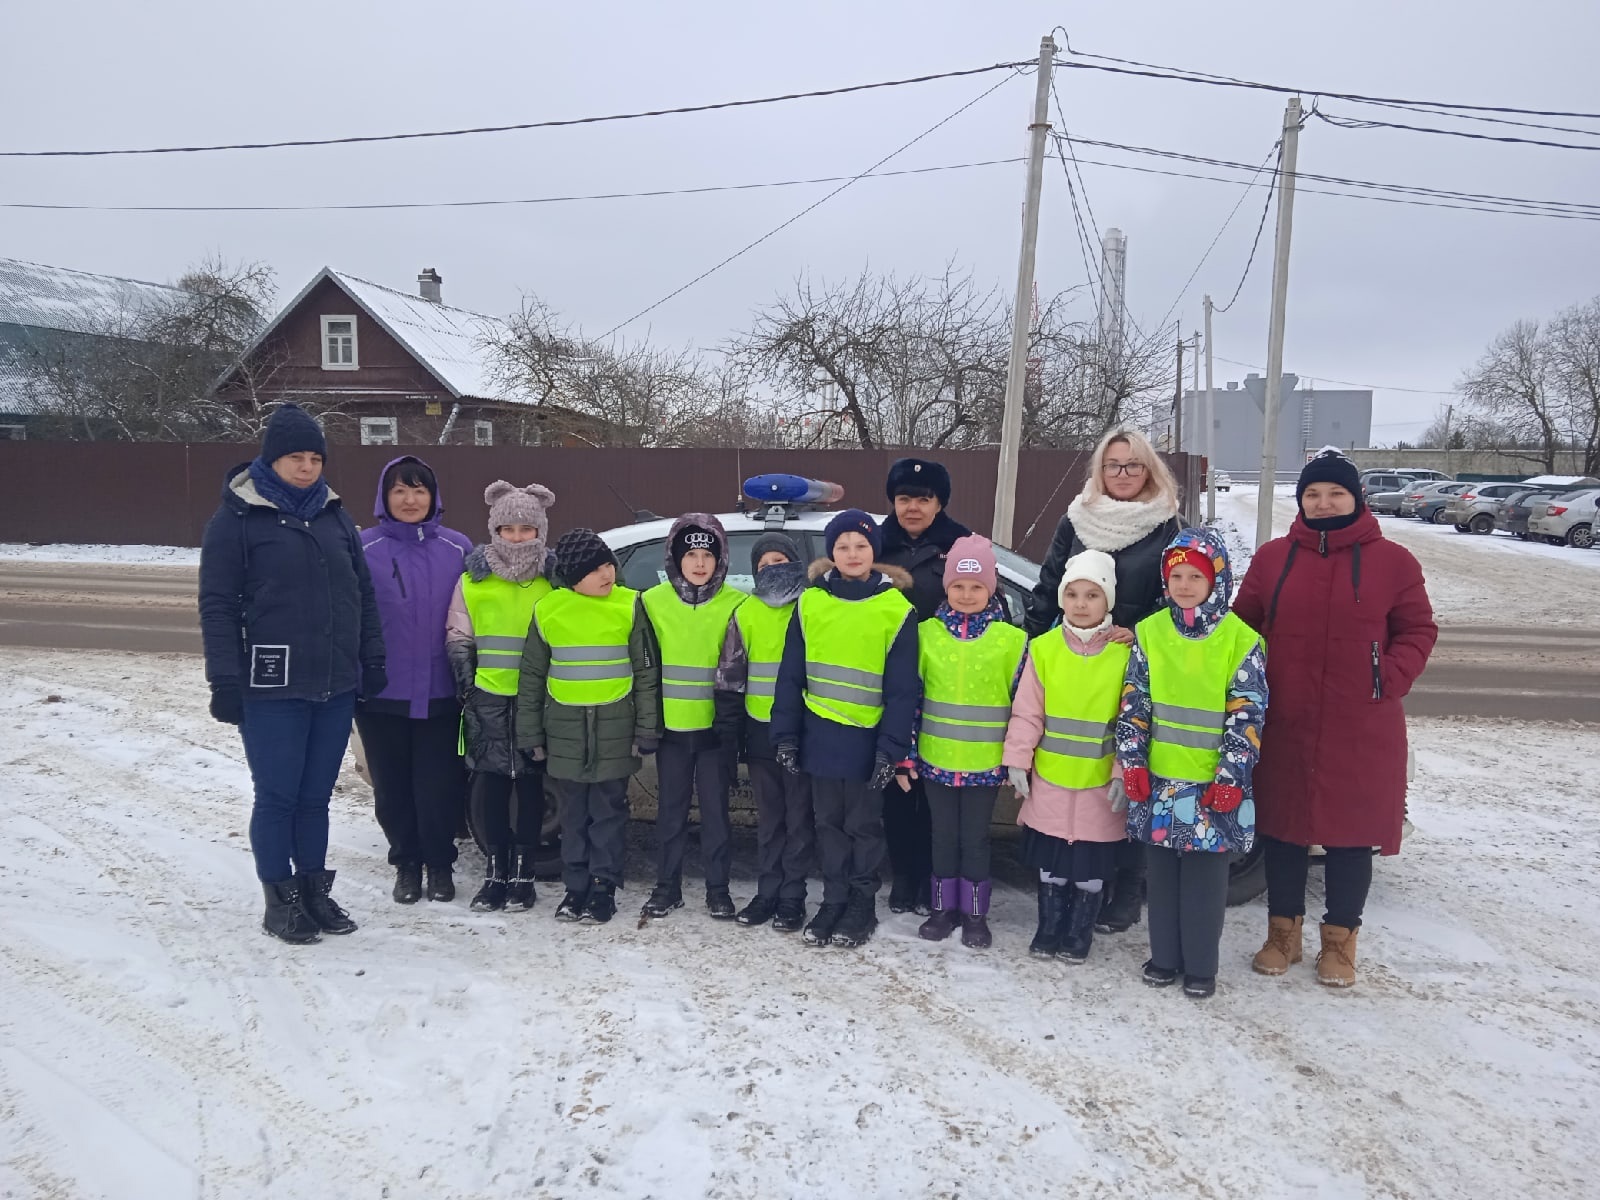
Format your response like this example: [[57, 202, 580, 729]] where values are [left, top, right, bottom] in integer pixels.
[[1145, 846, 1230, 978], [468, 769, 544, 855], [883, 775, 932, 887], [654, 735, 733, 889], [925, 781, 997, 882], [552, 776, 630, 893], [1263, 835, 1374, 929], [354, 709, 465, 869], [812, 777, 885, 904], [749, 755, 814, 901]]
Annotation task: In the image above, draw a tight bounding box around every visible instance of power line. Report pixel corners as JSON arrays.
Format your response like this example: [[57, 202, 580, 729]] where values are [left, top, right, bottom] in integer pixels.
[[1054, 43, 1600, 121], [0, 61, 1030, 158], [1312, 106, 1600, 152], [1212, 355, 1457, 395], [1341, 97, 1600, 139], [595, 68, 1025, 341], [0, 156, 1026, 212]]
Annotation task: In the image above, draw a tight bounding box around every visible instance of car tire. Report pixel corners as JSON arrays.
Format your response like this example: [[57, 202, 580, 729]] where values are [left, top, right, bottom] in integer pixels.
[[1469, 514, 1495, 534], [1454, 523, 1471, 533], [1431, 508, 1451, 525], [1567, 523, 1593, 549], [1227, 845, 1267, 906]]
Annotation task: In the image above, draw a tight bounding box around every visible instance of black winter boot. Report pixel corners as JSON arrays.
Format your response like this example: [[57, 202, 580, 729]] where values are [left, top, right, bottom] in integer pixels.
[[425, 864, 455, 903], [393, 862, 422, 905], [803, 901, 847, 945], [830, 890, 879, 949], [1096, 868, 1144, 933], [554, 887, 588, 922], [471, 851, 509, 912], [706, 886, 736, 920], [1056, 886, 1103, 963], [736, 894, 779, 927], [297, 869, 357, 934], [772, 898, 806, 933], [1028, 882, 1069, 957], [1142, 959, 1180, 988], [641, 879, 684, 919], [887, 874, 918, 915], [581, 878, 617, 924], [261, 879, 322, 944], [505, 849, 538, 912]]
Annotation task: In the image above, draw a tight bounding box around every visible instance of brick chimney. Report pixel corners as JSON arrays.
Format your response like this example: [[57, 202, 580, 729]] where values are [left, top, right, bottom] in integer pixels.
[[417, 267, 442, 304]]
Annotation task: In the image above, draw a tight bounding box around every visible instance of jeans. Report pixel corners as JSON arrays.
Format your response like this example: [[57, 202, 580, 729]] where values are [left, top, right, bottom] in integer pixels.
[[239, 691, 356, 883], [1263, 835, 1375, 929]]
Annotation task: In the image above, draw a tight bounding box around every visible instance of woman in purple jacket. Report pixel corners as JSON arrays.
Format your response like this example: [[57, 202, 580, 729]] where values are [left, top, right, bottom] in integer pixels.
[[357, 456, 474, 904]]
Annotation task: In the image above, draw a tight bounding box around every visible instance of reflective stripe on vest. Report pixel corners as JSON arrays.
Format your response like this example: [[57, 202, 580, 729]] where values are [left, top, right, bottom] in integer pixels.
[[915, 619, 1026, 773], [532, 585, 639, 706], [1135, 608, 1262, 784], [460, 574, 552, 696], [641, 581, 746, 732], [735, 597, 795, 722], [1029, 629, 1130, 788], [798, 585, 913, 729]]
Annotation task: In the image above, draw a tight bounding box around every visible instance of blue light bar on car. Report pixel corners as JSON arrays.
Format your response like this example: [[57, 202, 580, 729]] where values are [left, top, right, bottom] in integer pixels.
[[742, 474, 844, 506]]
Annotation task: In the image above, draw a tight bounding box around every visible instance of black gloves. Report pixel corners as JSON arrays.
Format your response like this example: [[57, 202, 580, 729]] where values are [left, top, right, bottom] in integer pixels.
[[361, 664, 388, 699], [209, 683, 242, 725], [868, 752, 896, 791], [632, 738, 659, 758], [775, 740, 801, 776]]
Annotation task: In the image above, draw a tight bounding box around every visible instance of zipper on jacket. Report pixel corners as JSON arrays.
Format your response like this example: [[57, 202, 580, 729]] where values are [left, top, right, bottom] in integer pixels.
[[1318, 531, 1328, 557], [392, 558, 408, 599], [1370, 642, 1382, 700]]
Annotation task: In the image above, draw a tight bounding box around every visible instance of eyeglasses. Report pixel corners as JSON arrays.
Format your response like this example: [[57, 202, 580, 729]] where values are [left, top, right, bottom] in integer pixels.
[[1103, 461, 1147, 477]]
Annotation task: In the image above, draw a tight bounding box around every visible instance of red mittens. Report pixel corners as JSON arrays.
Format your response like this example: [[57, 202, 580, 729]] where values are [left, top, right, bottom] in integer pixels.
[[1122, 766, 1151, 804], [1202, 783, 1244, 813]]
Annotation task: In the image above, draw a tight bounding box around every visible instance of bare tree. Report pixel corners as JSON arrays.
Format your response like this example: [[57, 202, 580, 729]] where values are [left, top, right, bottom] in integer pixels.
[[1547, 297, 1600, 475], [1458, 320, 1562, 471]]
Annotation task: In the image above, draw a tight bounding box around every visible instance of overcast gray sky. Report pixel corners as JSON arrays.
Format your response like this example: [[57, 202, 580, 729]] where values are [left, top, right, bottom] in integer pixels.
[[8, 0, 1598, 442]]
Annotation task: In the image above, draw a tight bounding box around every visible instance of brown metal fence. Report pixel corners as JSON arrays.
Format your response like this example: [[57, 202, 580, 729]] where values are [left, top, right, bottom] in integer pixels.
[[0, 442, 1204, 559]]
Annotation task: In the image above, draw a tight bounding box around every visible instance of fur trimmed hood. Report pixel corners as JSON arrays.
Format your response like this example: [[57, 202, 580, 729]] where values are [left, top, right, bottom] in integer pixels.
[[664, 512, 731, 604], [807, 557, 915, 590]]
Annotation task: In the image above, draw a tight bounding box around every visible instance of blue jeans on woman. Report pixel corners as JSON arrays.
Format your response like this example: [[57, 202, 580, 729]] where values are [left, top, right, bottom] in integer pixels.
[[239, 691, 356, 883]]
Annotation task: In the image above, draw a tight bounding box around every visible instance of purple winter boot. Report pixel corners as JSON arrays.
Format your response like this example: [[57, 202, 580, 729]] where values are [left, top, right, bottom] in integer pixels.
[[960, 879, 993, 949], [918, 876, 962, 941]]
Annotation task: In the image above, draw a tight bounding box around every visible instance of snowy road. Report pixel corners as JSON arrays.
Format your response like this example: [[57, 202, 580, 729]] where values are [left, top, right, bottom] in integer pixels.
[[2, 647, 1596, 1199]]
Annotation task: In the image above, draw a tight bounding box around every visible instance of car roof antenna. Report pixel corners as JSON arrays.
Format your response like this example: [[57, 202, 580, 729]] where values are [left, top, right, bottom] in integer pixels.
[[607, 483, 659, 525]]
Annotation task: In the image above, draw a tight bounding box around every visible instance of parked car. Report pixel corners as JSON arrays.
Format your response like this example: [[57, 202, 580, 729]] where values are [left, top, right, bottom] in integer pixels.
[[1399, 480, 1469, 518], [1495, 489, 1556, 538], [1211, 470, 1233, 492], [1446, 482, 1529, 533], [1526, 489, 1600, 547], [1367, 487, 1408, 516], [1359, 472, 1413, 501], [1395, 468, 1453, 482]]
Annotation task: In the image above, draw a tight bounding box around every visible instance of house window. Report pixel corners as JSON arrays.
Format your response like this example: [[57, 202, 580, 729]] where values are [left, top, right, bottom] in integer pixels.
[[0, 424, 25, 441], [474, 419, 494, 446], [321, 315, 358, 370], [360, 417, 398, 446]]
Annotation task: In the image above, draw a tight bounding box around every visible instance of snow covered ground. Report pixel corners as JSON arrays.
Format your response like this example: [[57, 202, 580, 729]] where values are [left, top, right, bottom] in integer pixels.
[[0, 543, 200, 566], [1211, 485, 1600, 626], [2, 647, 1596, 1199]]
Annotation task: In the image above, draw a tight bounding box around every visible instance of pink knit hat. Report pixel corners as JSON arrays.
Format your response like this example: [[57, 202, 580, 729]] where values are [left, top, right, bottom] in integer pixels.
[[943, 533, 998, 597]]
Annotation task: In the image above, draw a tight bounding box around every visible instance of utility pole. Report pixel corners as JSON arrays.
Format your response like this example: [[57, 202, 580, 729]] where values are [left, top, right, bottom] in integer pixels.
[[1204, 295, 1217, 523], [1172, 322, 1184, 454], [1441, 403, 1454, 479], [991, 34, 1056, 548], [1255, 96, 1302, 547]]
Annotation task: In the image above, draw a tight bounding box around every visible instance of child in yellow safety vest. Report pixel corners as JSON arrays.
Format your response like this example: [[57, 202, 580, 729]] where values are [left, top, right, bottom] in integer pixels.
[[1002, 549, 1130, 964], [1115, 526, 1267, 1000], [638, 514, 747, 922], [445, 481, 556, 915], [714, 532, 814, 932], [901, 534, 1025, 950], [515, 528, 662, 925], [770, 509, 919, 950]]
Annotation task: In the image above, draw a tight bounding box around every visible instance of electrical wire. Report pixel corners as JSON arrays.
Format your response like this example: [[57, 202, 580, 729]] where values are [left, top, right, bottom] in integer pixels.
[[594, 68, 1025, 341], [1212, 355, 1457, 396], [0, 156, 1027, 212], [0, 61, 1030, 158], [1311, 107, 1600, 152], [1053, 43, 1600, 121]]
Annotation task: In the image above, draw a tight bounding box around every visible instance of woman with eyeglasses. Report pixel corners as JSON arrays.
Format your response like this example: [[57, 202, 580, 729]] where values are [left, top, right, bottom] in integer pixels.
[[1023, 427, 1182, 934]]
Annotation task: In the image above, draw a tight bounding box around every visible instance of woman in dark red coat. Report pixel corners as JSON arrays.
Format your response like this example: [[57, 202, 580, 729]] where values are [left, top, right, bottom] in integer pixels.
[[1232, 450, 1436, 987]]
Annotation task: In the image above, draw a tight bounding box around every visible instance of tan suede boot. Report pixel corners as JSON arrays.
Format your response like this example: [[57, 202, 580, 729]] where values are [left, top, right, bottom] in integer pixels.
[[1316, 924, 1359, 987], [1251, 914, 1304, 976]]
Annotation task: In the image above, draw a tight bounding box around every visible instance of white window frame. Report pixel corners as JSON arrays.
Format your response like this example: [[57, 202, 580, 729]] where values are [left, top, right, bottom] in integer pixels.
[[321, 314, 359, 371], [360, 416, 398, 446], [474, 419, 494, 446]]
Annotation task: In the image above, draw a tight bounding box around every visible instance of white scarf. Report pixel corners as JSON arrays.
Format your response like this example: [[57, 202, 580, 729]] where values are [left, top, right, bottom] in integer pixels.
[[1064, 614, 1113, 645], [1067, 493, 1177, 553]]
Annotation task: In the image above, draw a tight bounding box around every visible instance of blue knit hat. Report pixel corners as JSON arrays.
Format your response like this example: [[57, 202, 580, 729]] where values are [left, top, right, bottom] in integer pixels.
[[824, 508, 882, 559], [260, 404, 327, 463]]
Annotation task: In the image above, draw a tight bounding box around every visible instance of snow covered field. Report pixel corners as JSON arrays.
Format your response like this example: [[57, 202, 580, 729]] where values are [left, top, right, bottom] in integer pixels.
[[2, 647, 1596, 1199], [1212, 485, 1600, 626], [0, 543, 201, 566]]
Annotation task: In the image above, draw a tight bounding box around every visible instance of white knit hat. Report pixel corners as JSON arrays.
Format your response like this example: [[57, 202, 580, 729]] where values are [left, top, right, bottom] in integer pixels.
[[1058, 549, 1118, 615]]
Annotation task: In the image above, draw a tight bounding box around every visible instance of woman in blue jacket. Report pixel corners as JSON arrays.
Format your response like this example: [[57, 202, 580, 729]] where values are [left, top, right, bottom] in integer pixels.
[[198, 405, 386, 944], [356, 456, 472, 906]]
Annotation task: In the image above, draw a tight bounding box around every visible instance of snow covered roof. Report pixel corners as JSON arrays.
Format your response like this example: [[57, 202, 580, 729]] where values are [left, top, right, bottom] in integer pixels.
[[237, 266, 531, 404], [0, 257, 186, 335], [1522, 475, 1600, 487]]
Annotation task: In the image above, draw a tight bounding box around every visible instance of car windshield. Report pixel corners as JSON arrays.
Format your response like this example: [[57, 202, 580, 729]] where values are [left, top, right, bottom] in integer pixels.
[[991, 541, 1040, 587]]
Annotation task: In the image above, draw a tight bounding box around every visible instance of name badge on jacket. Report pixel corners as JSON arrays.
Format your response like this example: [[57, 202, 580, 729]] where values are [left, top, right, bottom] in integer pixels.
[[250, 645, 290, 688]]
